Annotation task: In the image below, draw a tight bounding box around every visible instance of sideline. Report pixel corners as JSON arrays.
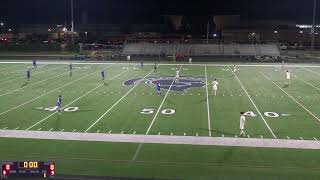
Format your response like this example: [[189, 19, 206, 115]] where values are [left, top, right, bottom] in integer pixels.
[[0, 130, 319, 150]]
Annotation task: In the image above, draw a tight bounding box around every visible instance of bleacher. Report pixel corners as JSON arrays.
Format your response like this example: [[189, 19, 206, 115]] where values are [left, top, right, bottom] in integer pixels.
[[122, 43, 280, 57]]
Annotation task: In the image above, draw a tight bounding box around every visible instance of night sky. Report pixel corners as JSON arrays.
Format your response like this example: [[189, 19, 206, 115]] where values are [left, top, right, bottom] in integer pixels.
[[0, 0, 318, 24]]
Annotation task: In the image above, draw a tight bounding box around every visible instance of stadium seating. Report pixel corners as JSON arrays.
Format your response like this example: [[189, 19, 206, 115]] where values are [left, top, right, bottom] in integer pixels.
[[122, 43, 280, 57]]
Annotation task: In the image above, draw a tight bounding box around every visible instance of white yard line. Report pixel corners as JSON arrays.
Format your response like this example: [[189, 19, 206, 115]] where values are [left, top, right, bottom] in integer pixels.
[[261, 73, 320, 123], [25, 69, 127, 130], [0, 64, 26, 71], [85, 69, 154, 133], [292, 73, 320, 91], [204, 66, 211, 137], [145, 65, 183, 135], [0, 68, 99, 117], [131, 143, 143, 162], [0, 66, 61, 86], [48, 128, 53, 131], [0, 68, 74, 97], [131, 65, 182, 162], [229, 66, 277, 139], [303, 67, 320, 76], [2, 130, 320, 150]]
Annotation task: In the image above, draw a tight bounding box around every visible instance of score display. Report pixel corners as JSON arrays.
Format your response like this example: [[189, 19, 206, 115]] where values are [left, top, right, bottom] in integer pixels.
[[1, 161, 55, 178]]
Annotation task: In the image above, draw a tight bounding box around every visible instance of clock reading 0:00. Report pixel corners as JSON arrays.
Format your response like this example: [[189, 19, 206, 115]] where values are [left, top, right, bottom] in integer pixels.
[[20, 161, 39, 169]]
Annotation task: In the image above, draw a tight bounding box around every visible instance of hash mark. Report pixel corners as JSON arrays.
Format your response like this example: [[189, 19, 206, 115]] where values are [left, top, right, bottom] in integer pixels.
[[183, 133, 186, 136], [49, 128, 53, 131], [108, 130, 112, 134], [196, 133, 199, 136], [222, 134, 224, 137], [60, 129, 64, 132], [121, 131, 124, 134], [37, 128, 42, 131], [287, 136, 290, 139], [133, 131, 136, 135], [247, 134, 250, 138], [170, 132, 173, 136], [3, 127, 7, 130], [72, 129, 76, 132], [97, 130, 100, 133], [235, 135, 238, 138], [260, 135, 263, 139], [158, 132, 161, 135], [14, 127, 19, 130], [313, 137, 318, 141], [300, 137, 304, 140]]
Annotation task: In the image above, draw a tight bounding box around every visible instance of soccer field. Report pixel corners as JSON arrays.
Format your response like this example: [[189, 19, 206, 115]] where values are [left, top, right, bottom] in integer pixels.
[[1, 61, 320, 179], [1, 62, 320, 139]]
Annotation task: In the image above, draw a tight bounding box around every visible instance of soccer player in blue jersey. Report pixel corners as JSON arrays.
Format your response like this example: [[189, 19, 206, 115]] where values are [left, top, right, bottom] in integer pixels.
[[57, 95, 62, 114], [156, 82, 161, 96], [69, 63, 73, 77], [101, 70, 105, 81], [69, 63, 73, 71], [27, 69, 31, 81], [154, 62, 157, 72], [32, 59, 37, 68]]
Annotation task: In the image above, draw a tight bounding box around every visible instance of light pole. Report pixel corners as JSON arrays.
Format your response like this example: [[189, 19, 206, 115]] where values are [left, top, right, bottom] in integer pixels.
[[85, 32, 88, 41], [311, 0, 317, 51], [71, 0, 74, 44]]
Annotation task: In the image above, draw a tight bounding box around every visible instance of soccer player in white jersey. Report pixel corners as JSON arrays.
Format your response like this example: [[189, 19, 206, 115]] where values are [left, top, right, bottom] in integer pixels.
[[175, 70, 180, 82], [212, 78, 219, 96], [286, 70, 290, 86], [233, 65, 237, 73], [240, 112, 246, 136]]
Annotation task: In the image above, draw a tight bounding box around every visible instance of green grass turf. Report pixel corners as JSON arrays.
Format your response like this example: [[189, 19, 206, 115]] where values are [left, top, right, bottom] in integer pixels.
[[0, 138, 320, 180], [1, 62, 320, 179]]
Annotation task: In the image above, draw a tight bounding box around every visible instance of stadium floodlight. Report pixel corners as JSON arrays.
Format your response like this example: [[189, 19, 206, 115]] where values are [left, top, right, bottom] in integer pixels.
[[0, 22, 4, 26], [48, 28, 51, 32], [274, 30, 278, 34], [300, 30, 304, 34], [8, 28, 12, 32]]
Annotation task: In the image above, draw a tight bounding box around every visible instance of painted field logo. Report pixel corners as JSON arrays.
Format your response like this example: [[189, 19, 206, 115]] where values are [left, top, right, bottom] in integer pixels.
[[123, 76, 205, 92]]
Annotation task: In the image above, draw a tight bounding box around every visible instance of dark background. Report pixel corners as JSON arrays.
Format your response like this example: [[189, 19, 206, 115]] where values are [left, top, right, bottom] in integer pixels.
[[0, 0, 318, 24]]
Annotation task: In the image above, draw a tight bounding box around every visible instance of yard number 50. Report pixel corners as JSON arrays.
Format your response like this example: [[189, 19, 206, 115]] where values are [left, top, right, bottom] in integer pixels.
[[140, 108, 176, 115]]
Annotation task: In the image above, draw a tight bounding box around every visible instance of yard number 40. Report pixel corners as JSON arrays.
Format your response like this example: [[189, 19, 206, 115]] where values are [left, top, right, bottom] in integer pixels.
[[244, 111, 280, 118]]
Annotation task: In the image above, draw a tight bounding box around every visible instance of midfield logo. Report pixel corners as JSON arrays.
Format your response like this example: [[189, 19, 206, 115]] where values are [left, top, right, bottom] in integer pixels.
[[123, 76, 206, 92]]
